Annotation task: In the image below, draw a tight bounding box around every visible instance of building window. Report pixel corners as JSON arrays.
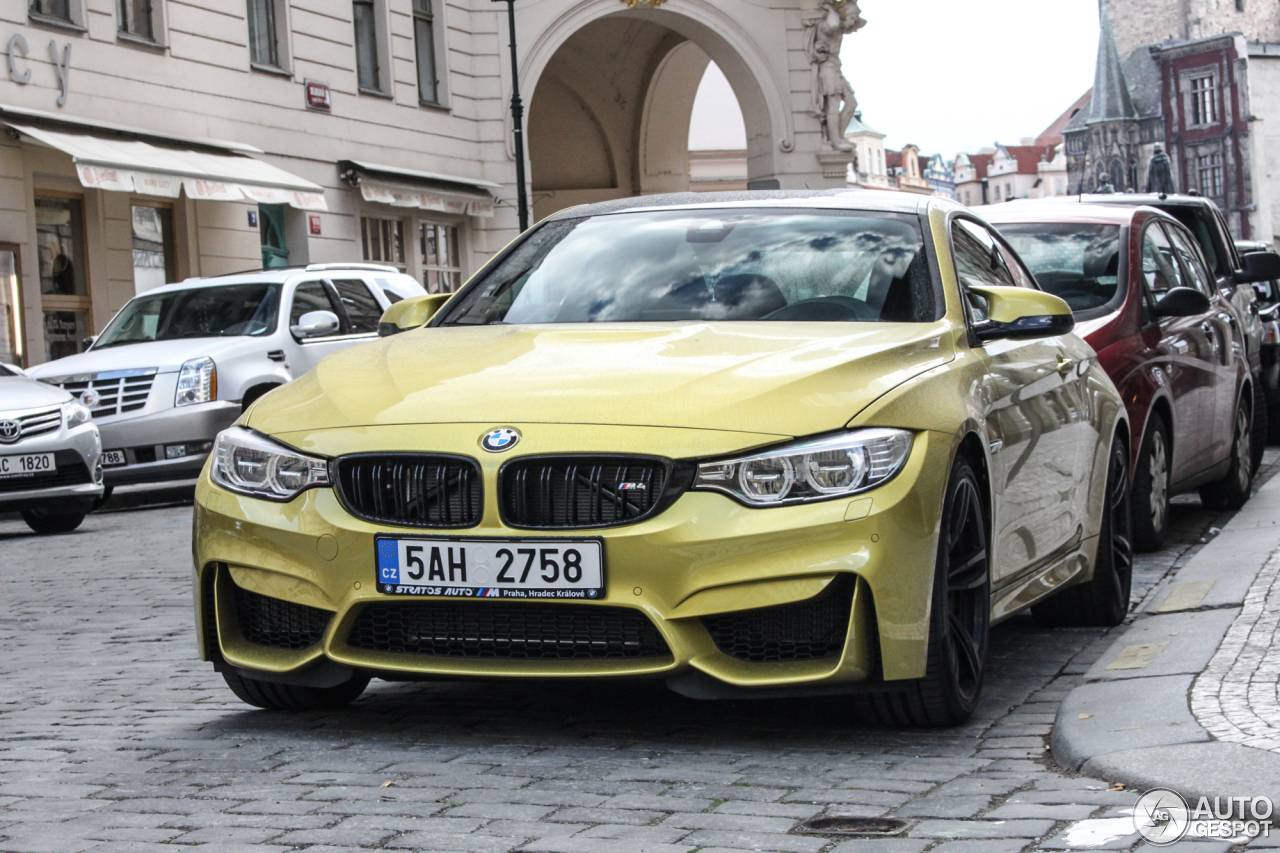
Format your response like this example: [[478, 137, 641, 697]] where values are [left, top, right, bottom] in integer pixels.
[[421, 222, 461, 294], [1198, 151, 1224, 198], [247, 0, 279, 67], [118, 0, 153, 39], [361, 216, 404, 270], [35, 195, 90, 361], [353, 0, 380, 90], [413, 0, 440, 104], [30, 0, 71, 22], [1190, 74, 1218, 125], [131, 205, 176, 293], [1236, 0, 1245, 10]]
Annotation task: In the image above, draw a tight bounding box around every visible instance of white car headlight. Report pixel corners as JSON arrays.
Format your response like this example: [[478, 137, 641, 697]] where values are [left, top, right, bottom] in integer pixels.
[[62, 400, 92, 428], [175, 357, 216, 407], [211, 426, 331, 501], [693, 429, 914, 507]]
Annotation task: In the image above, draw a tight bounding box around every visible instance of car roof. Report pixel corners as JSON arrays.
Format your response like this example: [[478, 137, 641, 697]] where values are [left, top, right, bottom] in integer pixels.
[[1041, 192, 1220, 211], [544, 189, 939, 221], [982, 201, 1166, 226], [142, 265, 414, 296]]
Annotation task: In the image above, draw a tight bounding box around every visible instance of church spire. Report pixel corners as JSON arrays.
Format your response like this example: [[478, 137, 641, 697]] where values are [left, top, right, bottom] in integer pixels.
[[1087, 0, 1137, 122]]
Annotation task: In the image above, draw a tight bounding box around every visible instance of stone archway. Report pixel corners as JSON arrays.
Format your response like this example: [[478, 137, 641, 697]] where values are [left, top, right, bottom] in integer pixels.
[[524, 3, 793, 221]]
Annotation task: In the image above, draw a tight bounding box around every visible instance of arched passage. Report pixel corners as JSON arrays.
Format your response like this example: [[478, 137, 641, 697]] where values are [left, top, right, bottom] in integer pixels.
[[526, 6, 781, 220]]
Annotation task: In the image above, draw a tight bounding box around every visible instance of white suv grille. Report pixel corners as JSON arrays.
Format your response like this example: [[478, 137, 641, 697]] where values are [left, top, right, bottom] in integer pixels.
[[58, 369, 157, 418]]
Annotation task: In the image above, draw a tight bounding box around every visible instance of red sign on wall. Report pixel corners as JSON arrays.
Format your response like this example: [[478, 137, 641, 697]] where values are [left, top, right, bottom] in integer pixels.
[[304, 79, 332, 111], [309, 215, 322, 235]]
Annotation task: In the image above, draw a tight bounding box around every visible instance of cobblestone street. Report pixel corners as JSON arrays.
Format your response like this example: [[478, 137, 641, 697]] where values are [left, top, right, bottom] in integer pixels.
[[0, 463, 1270, 853]]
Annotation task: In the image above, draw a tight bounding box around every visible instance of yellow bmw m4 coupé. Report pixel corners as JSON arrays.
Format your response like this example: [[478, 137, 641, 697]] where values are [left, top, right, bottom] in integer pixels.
[[193, 191, 1131, 726]]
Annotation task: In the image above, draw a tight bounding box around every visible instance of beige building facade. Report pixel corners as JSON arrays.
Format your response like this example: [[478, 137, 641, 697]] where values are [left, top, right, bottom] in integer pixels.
[[0, 0, 844, 368]]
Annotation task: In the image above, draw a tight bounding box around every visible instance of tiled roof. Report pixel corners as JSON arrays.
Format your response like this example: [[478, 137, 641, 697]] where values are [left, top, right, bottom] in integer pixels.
[[1036, 90, 1092, 146], [1001, 145, 1052, 174]]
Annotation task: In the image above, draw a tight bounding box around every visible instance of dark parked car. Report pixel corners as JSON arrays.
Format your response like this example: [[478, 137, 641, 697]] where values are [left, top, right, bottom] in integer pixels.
[[1237, 239, 1280, 443], [986, 203, 1255, 551], [1058, 193, 1280, 470]]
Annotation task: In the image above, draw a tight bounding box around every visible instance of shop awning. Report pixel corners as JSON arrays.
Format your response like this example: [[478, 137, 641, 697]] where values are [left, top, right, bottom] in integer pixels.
[[9, 124, 328, 211], [338, 160, 499, 218]]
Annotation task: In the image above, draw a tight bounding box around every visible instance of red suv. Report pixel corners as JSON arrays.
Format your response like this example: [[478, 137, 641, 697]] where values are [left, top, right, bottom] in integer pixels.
[[986, 203, 1255, 551]]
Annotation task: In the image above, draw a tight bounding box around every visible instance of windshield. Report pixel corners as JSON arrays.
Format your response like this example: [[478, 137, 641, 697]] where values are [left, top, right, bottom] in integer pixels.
[[94, 284, 282, 349], [440, 209, 939, 325], [997, 223, 1123, 313]]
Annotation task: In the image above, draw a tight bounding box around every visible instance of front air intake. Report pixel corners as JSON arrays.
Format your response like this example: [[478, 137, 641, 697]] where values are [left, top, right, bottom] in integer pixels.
[[233, 584, 333, 650], [701, 576, 854, 663], [335, 453, 482, 528]]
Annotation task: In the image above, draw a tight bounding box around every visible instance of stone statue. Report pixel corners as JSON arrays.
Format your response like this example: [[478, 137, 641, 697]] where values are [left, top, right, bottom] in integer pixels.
[[804, 0, 865, 151], [1095, 170, 1115, 194], [1146, 143, 1176, 194]]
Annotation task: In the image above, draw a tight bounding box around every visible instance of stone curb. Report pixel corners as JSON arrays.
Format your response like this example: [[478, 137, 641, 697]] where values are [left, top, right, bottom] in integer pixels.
[[1050, 474, 1280, 799]]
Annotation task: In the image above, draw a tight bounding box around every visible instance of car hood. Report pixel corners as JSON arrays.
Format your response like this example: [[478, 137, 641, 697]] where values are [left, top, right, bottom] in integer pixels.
[[248, 322, 955, 438], [26, 336, 257, 380], [0, 376, 72, 411]]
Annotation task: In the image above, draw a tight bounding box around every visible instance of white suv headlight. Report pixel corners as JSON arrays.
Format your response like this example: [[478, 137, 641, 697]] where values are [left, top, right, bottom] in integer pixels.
[[62, 400, 92, 428], [693, 429, 914, 507], [211, 426, 331, 501], [175, 357, 216, 407]]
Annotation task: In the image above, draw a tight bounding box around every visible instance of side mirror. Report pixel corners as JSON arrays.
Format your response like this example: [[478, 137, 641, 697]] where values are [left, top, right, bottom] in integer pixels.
[[1153, 286, 1212, 318], [378, 293, 452, 337], [290, 309, 341, 339], [1236, 251, 1280, 284], [969, 285, 1075, 341], [80, 335, 97, 351]]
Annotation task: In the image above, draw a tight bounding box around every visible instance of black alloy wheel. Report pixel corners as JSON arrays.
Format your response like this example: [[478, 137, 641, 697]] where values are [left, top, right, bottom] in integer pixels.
[[1200, 398, 1254, 510], [1033, 436, 1133, 627], [1131, 414, 1169, 552], [856, 455, 990, 727]]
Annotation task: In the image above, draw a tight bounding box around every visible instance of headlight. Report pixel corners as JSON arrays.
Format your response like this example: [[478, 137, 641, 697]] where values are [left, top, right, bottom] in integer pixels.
[[693, 429, 913, 506], [175, 357, 216, 407], [211, 426, 330, 501], [62, 400, 92, 428]]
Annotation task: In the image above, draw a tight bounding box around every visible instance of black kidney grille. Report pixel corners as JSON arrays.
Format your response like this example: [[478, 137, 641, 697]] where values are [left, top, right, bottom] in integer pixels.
[[701, 577, 854, 663], [234, 584, 333, 650], [0, 450, 90, 493], [347, 600, 671, 660], [502, 456, 669, 529], [337, 454, 481, 528]]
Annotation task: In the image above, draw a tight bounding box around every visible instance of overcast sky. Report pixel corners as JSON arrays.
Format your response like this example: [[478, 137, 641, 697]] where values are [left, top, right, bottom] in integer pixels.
[[689, 0, 1101, 158]]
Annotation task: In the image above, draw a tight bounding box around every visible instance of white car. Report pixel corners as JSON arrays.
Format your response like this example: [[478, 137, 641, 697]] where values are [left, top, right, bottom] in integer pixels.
[[27, 264, 425, 489], [0, 361, 103, 533]]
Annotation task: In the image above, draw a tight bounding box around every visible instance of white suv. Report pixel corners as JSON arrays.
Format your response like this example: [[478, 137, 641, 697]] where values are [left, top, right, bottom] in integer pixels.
[[27, 264, 425, 489]]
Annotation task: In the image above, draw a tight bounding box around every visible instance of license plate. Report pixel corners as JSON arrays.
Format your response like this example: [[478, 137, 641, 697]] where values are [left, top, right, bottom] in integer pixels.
[[0, 452, 55, 479], [375, 537, 604, 599], [102, 449, 127, 467]]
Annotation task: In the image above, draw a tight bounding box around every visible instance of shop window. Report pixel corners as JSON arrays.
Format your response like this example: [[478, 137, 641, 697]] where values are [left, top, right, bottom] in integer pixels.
[[421, 222, 461, 294], [361, 216, 404, 270], [259, 204, 289, 268], [131, 205, 175, 293], [37, 195, 90, 361], [353, 0, 381, 91], [1190, 74, 1218, 126], [118, 0, 155, 40], [0, 245, 24, 367], [414, 0, 440, 104], [247, 0, 280, 68]]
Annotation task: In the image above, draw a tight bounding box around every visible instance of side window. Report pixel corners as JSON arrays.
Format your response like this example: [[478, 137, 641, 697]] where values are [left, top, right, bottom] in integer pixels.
[[290, 281, 337, 329], [1142, 225, 1185, 298], [952, 221, 1010, 323], [331, 279, 383, 334], [1164, 225, 1214, 296]]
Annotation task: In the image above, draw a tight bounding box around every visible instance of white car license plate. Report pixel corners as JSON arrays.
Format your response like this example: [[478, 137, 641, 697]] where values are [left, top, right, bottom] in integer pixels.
[[102, 449, 127, 467], [375, 537, 604, 599], [0, 452, 55, 479]]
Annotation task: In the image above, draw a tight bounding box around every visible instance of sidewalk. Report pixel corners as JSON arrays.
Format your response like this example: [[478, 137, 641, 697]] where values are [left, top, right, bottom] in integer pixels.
[[1052, 470, 1280, 803]]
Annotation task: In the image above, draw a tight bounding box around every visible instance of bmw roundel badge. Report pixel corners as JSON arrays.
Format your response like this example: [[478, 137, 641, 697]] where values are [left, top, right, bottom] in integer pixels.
[[480, 427, 521, 453]]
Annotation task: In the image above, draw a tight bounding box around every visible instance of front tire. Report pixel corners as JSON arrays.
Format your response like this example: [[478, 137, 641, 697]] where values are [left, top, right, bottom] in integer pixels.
[[857, 454, 990, 727], [1032, 435, 1133, 628], [21, 508, 87, 534], [1200, 397, 1254, 510], [1131, 413, 1170, 552], [221, 669, 370, 711]]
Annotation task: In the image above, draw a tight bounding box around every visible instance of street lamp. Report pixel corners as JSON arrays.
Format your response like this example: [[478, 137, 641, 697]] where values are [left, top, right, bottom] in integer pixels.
[[492, 0, 530, 232]]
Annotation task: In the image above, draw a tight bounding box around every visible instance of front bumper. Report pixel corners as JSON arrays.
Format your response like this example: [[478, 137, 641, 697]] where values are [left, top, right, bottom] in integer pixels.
[[0, 422, 102, 512], [192, 426, 950, 693], [98, 400, 239, 486]]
